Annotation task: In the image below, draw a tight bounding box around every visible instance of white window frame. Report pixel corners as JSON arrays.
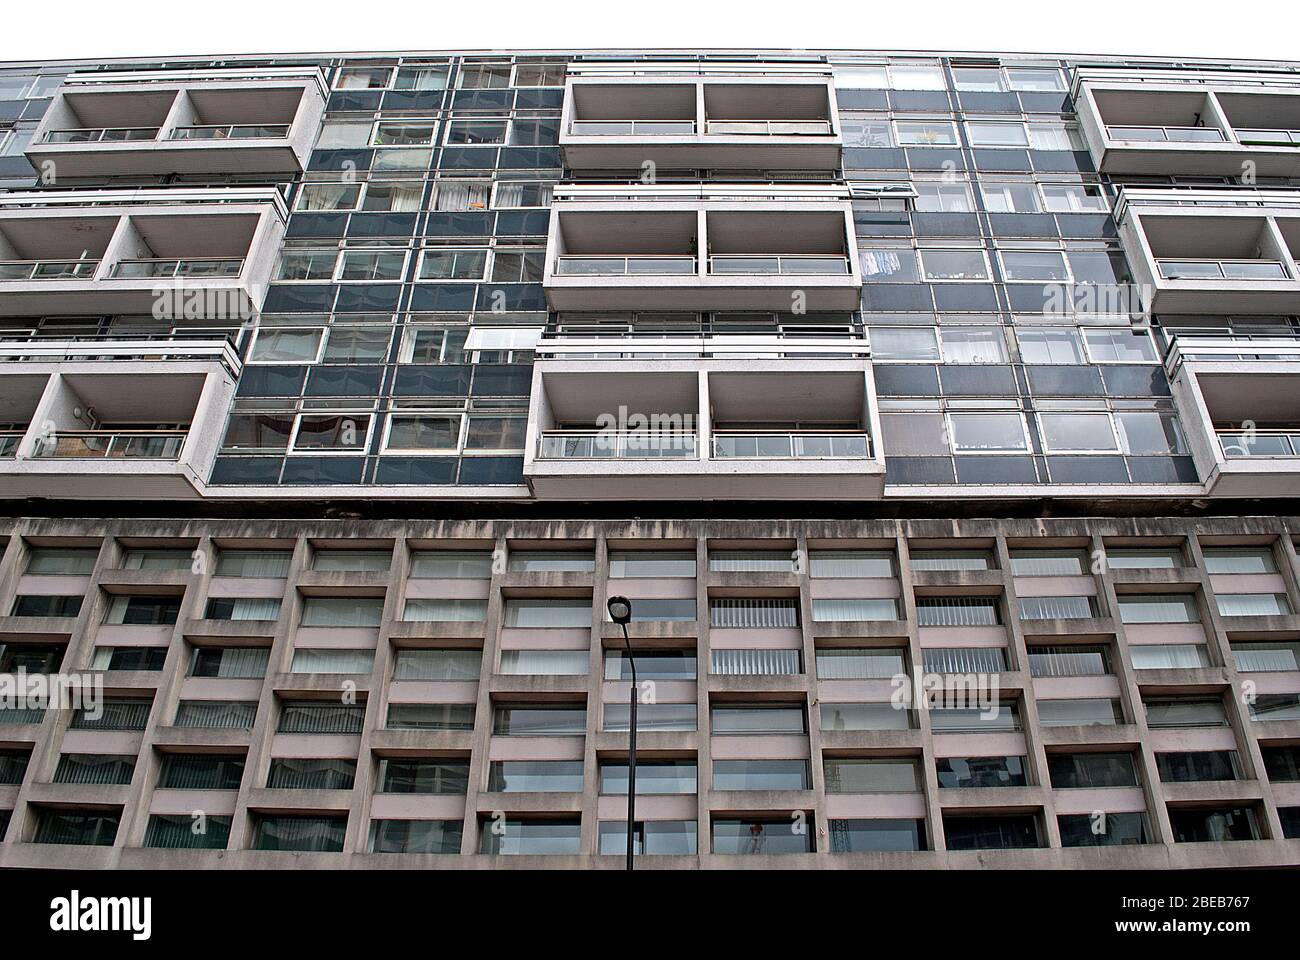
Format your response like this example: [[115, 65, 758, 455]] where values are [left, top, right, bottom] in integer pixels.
[[246, 326, 326, 365], [335, 248, 410, 283], [966, 119, 1031, 149], [945, 411, 1031, 454], [460, 414, 528, 454], [319, 325, 394, 364], [510, 63, 567, 87], [918, 247, 991, 282], [1040, 182, 1109, 214], [913, 180, 975, 213], [443, 117, 510, 147], [937, 326, 1009, 364], [1015, 326, 1087, 365], [371, 119, 441, 147], [294, 181, 364, 213], [1036, 411, 1122, 454], [894, 119, 960, 147], [981, 180, 1042, 214], [490, 180, 554, 209], [286, 410, 376, 456], [381, 411, 466, 454], [398, 325, 470, 364], [1081, 328, 1159, 365], [997, 247, 1073, 283], [867, 326, 941, 362], [417, 246, 492, 282]]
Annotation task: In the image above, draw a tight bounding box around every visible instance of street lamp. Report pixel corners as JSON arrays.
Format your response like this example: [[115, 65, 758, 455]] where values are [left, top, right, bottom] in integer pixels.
[[606, 595, 636, 870]]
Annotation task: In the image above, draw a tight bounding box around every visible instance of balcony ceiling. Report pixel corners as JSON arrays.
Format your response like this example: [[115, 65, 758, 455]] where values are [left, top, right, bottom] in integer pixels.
[[0, 374, 49, 420], [0, 217, 117, 258], [62, 90, 175, 126], [62, 371, 206, 420], [542, 370, 697, 422], [1197, 371, 1300, 422], [558, 211, 696, 253], [709, 371, 864, 422]]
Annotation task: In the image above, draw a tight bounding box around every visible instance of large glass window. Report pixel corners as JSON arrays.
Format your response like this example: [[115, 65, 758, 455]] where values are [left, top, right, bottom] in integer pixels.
[[921, 249, 989, 280], [947, 413, 1028, 452]]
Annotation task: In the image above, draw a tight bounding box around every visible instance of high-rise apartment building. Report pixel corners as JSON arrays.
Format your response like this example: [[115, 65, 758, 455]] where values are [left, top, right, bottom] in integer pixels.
[[0, 48, 1297, 870]]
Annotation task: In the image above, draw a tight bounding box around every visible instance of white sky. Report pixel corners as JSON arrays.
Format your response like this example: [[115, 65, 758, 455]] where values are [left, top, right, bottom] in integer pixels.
[[2, 0, 1298, 64]]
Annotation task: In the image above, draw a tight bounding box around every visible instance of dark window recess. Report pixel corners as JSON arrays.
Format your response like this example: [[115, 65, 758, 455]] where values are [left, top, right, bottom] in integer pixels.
[[1156, 751, 1240, 783], [943, 814, 1041, 850], [12, 595, 83, 618], [1168, 806, 1259, 843], [34, 810, 121, 846], [1058, 812, 1149, 847], [0, 643, 65, 673], [158, 755, 246, 791], [936, 756, 1027, 788], [95, 647, 167, 671], [266, 758, 358, 791], [108, 596, 181, 625], [379, 758, 470, 795]]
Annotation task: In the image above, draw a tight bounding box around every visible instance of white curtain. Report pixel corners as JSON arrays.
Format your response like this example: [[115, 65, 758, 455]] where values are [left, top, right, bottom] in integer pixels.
[[392, 649, 482, 680], [403, 599, 487, 623], [301, 597, 384, 627], [811, 598, 898, 622], [290, 648, 375, 674]]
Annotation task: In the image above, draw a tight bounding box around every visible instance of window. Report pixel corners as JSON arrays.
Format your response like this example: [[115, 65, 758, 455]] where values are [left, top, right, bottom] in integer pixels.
[[392, 649, 480, 681], [290, 649, 374, 674], [895, 120, 958, 147], [936, 756, 1027, 788], [1006, 67, 1065, 91], [503, 599, 590, 628], [830, 819, 925, 852], [248, 328, 323, 363], [608, 550, 696, 578], [810, 550, 894, 578], [492, 181, 554, 208], [403, 599, 486, 622], [432, 181, 491, 211], [267, 757, 356, 790], [26, 547, 97, 575], [821, 702, 912, 731], [72, 698, 151, 730], [710, 598, 799, 628], [1028, 645, 1110, 677], [1019, 596, 1097, 620], [512, 63, 566, 87], [947, 413, 1027, 452], [811, 598, 899, 621], [923, 648, 1007, 674], [337, 251, 406, 282], [815, 648, 907, 680], [487, 761, 583, 793], [493, 705, 586, 736], [335, 67, 392, 89], [1157, 751, 1240, 783], [1263, 746, 1300, 782], [311, 549, 391, 572], [1000, 250, 1069, 282], [34, 811, 120, 847], [508, 551, 595, 573], [1017, 328, 1086, 364], [1231, 641, 1300, 673], [711, 648, 801, 676], [1168, 806, 1259, 843], [393, 65, 449, 90], [1105, 546, 1182, 570], [603, 702, 696, 732], [1048, 752, 1138, 789], [1216, 594, 1292, 617], [253, 815, 347, 852], [982, 181, 1040, 213], [409, 550, 492, 579], [204, 598, 281, 621], [1059, 812, 1149, 847], [597, 821, 698, 856], [712, 818, 813, 854], [277, 247, 338, 281], [909, 549, 995, 571], [480, 819, 581, 855], [824, 758, 919, 793], [842, 116, 893, 147], [0, 643, 63, 674], [834, 65, 889, 89], [1144, 697, 1227, 729], [1041, 183, 1107, 213], [967, 121, 1029, 148], [1037, 698, 1123, 726], [190, 646, 269, 678], [90, 646, 167, 671], [940, 326, 1007, 363], [12, 595, 83, 618], [300, 597, 384, 627], [458, 63, 511, 88], [386, 703, 474, 731], [713, 759, 810, 791], [914, 182, 974, 212], [915, 597, 1000, 627], [386, 415, 461, 452], [145, 815, 232, 850], [296, 183, 362, 212], [104, 595, 180, 625], [1082, 329, 1157, 363], [370, 819, 462, 854], [1117, 594, 1199, 624], [858, 248, 919, 281], [489, 249, 546, 282], [600, 760, 697, 795], [869, 327, 940, 361], [373, 122, 438, 146], [943, 814, 1041, 850], [359, 181, 424, 211], [921, 249, 988, 280], [1202, 546, 1277, 574], [928, 703, 1019, 732], [1130, 644, 1211, 669], [416, 247, 488, 280], [0, 750, 30, 785], [291, 414, 371, 453], [1028, 122, 1084, 151], [174, 701, 257, 729], [711, 705, 805, 735], [1010, 549, 1088, 576], [953, 68, 1005, 92], [499, 650, 588, 676], [215, 550, 292, 578], [445, 119, 507, 145], [604, 650, 696, 681]]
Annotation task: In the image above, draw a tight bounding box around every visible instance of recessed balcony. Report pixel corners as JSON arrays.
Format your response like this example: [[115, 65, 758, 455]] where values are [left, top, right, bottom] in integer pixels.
[[560, 63, 841, 171], [524, 361, 884, 500], [1116, 189, 1300, 315], [25, 67, 327, 177], [1165, 336, 1300, 496], [1072, 67, 1300, 176], [0, 188, 286, 317], [544, 187, 861, 312]]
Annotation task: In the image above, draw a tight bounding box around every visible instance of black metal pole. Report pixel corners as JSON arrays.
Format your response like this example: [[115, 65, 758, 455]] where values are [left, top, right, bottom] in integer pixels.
[[623, 622, 637, 871]]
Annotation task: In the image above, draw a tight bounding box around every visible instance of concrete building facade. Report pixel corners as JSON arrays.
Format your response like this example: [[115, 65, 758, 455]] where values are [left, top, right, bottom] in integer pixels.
[[0, 48, 1298, 868]]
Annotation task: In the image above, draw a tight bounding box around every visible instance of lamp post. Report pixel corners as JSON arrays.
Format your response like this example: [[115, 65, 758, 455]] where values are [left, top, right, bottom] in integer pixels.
[[606, 595, 636, 871]]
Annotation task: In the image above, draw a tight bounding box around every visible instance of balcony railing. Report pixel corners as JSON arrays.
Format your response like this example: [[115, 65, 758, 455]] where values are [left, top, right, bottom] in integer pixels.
[[1156, 258, 1289, 280], [0, 336, 242, 376], [109, 257, 244, 279], [1164, 335, 1300, 367], [703, 119, 834, 136], [1218, 429, 1300, 459], [554, 255, 696, 276], [168, 124, 292, 140], [712, 431, 871, 459], [33, 430, 187, 460], [538, 430, 698, 460], [1107, 124, 1226, 143], [43, 127, 159, 144], [569, 120, 697, 136], [0, 260, 100, 281], [708, 254, 851, 275], [1235, 128, 1300, 146]]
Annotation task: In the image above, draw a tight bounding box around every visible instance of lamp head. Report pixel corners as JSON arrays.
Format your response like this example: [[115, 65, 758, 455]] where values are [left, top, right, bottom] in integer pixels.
[[606, 595, 632, 625]]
